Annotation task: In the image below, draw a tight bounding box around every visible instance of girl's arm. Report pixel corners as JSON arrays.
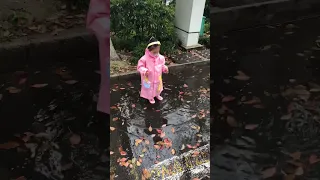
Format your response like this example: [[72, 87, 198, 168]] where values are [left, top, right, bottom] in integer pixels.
[[137, 58, 148, 76], [161, 57, 169, 73], [86, 0, 109, 39]]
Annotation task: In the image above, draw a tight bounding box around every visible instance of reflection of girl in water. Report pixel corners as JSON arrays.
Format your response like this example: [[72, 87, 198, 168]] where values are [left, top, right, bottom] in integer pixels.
[[86, 0, 109, 147], [137, 37, 169, 104]]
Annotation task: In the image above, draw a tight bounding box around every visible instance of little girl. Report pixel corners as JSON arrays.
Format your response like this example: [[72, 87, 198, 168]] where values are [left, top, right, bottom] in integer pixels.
[[137, 37, 169, 104]]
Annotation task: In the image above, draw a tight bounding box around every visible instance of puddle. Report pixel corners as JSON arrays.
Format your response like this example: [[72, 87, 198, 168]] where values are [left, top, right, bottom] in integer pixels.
[[110, 64, 210, 179], [0, 59, 109, 180], [212, 17, 320, 179]]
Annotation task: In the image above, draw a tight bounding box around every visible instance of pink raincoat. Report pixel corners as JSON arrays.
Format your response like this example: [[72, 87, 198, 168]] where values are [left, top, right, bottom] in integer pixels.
[[137, 49, 168, 100], [86, 0, 109, 114]]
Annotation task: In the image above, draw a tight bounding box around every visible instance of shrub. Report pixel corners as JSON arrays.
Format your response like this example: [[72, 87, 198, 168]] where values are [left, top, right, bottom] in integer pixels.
[[199, 35, 210, 48], [111, 0, 178, 61]]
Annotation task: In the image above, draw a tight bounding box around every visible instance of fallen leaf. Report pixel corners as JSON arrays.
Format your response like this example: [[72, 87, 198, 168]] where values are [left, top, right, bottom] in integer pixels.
[[145, 139, 150, 144], [183, 84, 188, 88], [6, 87, 21, 93], [171, 127, 175, 133], [222, 95, 235, 102], [245, 124, 259, 130], [132, 104, 136, 108], [112, 117, 119, 121], [120, 151, 127, 156], [262, 167, 276, 179], [110, 151, 114, 155], [136, 161, 141, 166], [234, 71, 250, 81], [192, 114, 197, 118], [135, 139, 143, 146], [154, 145, 160, 149], [171, 149, 176, 155], [192, 151, 200, 157], [142, 168, 151, 179], [160, 132, 166, 138], [295, 167, 303, 176], [162, 124, 167, 128], [69, 134, 81, 145], [309, 154, 320, 164], [31, 84, 48, 88], [148, 126, 152, 132], [15, 176, 27, 180], [186, 144, 193, 149], [110, 127, 116, 131], [18, 78, 27, 85], [181, 144, 185, 150], [65, 80, 78, 85]]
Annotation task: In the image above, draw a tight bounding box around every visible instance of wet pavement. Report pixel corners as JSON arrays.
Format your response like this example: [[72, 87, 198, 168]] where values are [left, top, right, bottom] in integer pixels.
[[110, 64, 210, 179], [0, 58, 109, 180], [212, 16, 320, 179]]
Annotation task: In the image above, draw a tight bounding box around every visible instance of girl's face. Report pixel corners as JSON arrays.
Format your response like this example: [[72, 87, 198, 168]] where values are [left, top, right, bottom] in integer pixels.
[[151, 46, 160, 54]]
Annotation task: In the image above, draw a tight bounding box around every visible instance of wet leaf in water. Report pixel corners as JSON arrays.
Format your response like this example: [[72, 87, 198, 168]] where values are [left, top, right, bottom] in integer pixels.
[[192, 151, 200, 157], [242, 96, 261, 104], [15, 176, 27, 180], [112, 117, 119, 121], [31, 84, 48, 88], [285, 31, 294, 35], [0, 141, 20, 150], [221, 95, 235, 102], [156, 129, 162, 134], [142, 169, 151, 179], [160, 132, 166, 138], [226, 116, 237, 127], [65, 80, 78, 85], [171, 149, 176, 155], [132, 104, 136, 108], [253, 104, 265, 109], [120, 151, 127, 156], [290, 152, 301, 160], [181, 144, 185, 150], [135, 139, 143, 146], [145, 139, 150, 145], [245, 124, 259, 130], [296, 53, 304, 57], [262, 167, 276, 179], [309, 82, 320, 92], [18, 78, 27, 85], [136, 160, 141, 166], [295, 167, 303, 175], [69, 134, 81, 145], [142, 148, 147, 153], [6, 87, 21, 93], [183, 84, 188, 88], [309, 154, 320, 164], [162, 124, 167, 128], [234, 71, 250, 81], [110, 151, 114, 155], [192, 114, 197, 118], [154, 145, 160, 149], [110, 127, 116, 131], [148, 126, 152, 132], [192, 178, 200, 180], [186, 144, 193, 149], [171, 127, 175, 133]]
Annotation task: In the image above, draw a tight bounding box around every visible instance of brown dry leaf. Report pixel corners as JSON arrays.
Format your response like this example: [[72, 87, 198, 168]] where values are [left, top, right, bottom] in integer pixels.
[[171, 149, 176, 155], [145, 139, 150, 145], [110, 127, 116, 131], [222, 95, 235, 102], [69, 134, 81, 145], [142, 148, 147, 153], [135, 139, 143, 146], [234, 71, 250, 81], [148, 126, 152, 132], [262, 167, 276, 179], [154, 145, 160, 149], [245, 124, 259, 130], [6, 87, 22, 93], [160, 132, 166, 138], [137, 161, 141, 166], [31, 84, 48, 88], [0, 141, 20, 150], [65, 80, 78, 85], [142, 168, 151, 179], [308, 82, 320, 92], [226, 116, 237, 127], [171, 127, 175, 133], [290, 151, 301, 160], [295, 167, 303, 176], [192, 151, 200, 157]]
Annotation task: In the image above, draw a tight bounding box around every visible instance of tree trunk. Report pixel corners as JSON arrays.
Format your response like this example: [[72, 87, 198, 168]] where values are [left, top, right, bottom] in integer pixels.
[[110, 39, 120, 61]]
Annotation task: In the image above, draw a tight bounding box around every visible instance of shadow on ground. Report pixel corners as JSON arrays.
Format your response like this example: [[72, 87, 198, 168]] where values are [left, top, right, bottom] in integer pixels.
[[110, 64, 210, 179], [212, 16, 320, 180]]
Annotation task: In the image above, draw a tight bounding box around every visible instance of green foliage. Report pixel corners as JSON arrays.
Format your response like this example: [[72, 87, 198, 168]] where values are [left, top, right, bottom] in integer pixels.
[[111, 0, 178, 61], [204, 0, 210, 18], [199, 35, 210, 48], [204, 21, 210, 34]]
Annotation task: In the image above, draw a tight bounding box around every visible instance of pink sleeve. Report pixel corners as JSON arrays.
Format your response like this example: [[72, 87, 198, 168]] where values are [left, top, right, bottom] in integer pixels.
[[161, 56, 168, 72], [86, 0, 109, 38], [137, 58, 148, 75]]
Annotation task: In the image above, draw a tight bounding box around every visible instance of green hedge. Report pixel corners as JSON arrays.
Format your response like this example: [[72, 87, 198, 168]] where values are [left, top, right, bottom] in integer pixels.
[[111, 0, 179, 64]]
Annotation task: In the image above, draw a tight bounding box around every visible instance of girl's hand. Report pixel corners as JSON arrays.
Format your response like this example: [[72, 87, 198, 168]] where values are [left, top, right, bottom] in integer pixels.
[[164, 66, 169, 74]]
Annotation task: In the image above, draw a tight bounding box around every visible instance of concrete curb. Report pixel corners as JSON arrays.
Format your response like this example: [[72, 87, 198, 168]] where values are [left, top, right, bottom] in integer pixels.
[[0, 27, 98, 73], [147, 144, 210, 180], [211, 0, 320, 34], [110, 59, 210, 82]]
